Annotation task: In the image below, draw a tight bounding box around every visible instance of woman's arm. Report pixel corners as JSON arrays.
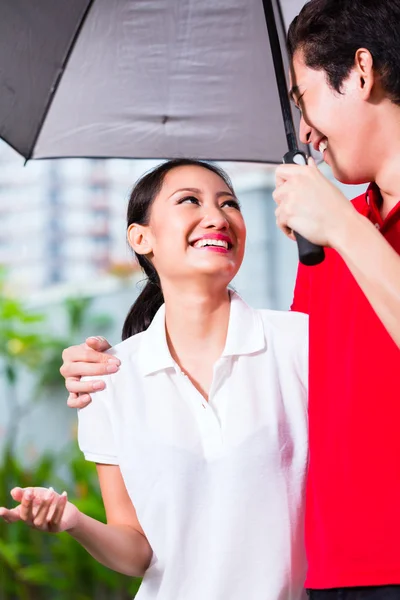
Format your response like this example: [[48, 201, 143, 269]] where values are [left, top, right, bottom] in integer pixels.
[[68, 464, 152, 577], [0, 466, 153, 578]]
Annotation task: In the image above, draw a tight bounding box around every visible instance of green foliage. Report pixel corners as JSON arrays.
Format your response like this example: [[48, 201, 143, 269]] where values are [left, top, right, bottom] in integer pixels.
[[0, 447, 141, 600], [0, 270, 142, 599]]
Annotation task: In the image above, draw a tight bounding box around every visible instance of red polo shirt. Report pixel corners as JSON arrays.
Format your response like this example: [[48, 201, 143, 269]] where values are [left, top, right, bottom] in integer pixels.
[[291, 184, 400, 588]]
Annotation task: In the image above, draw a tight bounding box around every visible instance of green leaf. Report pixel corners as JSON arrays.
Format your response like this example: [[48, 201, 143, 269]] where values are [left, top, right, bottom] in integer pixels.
[[17, 563, 52, 585], [0, 539, 22, 569]]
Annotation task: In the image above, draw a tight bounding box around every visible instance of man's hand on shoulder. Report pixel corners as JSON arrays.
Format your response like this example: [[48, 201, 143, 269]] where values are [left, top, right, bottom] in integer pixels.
[[60, 336, 119, 408]]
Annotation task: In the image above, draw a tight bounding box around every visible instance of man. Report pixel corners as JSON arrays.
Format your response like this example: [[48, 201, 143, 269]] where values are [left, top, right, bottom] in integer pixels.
[[274, 1, 400, 597], [61, 0, 400, 598]]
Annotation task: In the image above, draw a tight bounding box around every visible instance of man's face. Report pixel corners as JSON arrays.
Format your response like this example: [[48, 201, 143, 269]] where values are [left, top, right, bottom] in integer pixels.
[[290, 50, 375, 185]]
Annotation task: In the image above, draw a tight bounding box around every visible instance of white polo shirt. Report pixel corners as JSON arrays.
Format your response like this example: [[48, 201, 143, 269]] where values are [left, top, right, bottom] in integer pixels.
[[78, 292, 309, 600]]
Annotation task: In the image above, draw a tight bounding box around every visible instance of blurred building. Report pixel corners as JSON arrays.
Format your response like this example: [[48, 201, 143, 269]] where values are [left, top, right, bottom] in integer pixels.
[[0, 142, 156, 292], [0, 140, 367, 309]]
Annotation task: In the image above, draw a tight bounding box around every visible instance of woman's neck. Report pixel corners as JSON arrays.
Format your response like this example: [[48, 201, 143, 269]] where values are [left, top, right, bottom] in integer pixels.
[[163, 284, 231, 369]]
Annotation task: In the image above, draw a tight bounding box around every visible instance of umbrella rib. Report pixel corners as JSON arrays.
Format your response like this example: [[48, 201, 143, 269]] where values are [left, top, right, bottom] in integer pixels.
[[26, 0, 96, 162]]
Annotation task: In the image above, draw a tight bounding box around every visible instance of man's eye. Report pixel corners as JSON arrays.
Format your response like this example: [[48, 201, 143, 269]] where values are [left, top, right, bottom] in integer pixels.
[[296, 93, 305, 109], [178, 196, 200, 205]]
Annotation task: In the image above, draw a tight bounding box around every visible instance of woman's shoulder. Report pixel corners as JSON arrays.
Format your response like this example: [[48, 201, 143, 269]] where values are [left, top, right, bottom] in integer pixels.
[[257, 307, 309, 326], [106, 330, 147, 362], [256, 307, 309, 345], [81, 331, 147, 389]]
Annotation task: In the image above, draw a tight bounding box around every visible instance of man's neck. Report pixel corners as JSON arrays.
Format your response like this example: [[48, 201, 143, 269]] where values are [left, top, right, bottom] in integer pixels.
[[375, 157, 400, 219], [370, 108, 400, 218]]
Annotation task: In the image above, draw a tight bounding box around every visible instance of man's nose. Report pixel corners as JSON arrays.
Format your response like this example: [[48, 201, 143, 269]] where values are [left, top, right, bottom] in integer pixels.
[[299, 114, 312, 145]]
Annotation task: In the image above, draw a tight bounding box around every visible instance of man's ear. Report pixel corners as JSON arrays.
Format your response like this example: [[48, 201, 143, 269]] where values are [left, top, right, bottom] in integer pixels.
[[127, 223, 153, 255], [354, 48, 375, 99]]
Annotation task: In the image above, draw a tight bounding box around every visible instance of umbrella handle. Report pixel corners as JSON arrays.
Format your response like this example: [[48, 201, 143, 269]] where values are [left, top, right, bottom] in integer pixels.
[[283, 150, 325, 267]]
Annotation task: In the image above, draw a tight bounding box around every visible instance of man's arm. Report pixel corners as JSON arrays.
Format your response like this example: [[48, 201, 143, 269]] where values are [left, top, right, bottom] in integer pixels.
[[274, 159, 400, 348], [333, 210, 400, 348]]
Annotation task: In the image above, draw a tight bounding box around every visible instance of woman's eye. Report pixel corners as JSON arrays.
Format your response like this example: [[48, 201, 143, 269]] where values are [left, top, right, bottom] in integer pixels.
[[178, 196, 200, 205], [221, 199, 241, 211]]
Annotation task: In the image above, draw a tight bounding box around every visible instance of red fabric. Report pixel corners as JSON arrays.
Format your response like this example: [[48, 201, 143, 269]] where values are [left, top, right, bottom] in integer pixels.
[[292, 184, 400, 588]]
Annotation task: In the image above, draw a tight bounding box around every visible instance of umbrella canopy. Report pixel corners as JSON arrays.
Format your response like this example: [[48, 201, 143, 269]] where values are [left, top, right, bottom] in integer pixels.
[[0, 0, 307, 163]]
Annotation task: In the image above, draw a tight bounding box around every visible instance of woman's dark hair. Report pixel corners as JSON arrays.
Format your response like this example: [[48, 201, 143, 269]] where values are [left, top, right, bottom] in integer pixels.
[[122, 158, 234, 340], [287, 0, 400, 105]]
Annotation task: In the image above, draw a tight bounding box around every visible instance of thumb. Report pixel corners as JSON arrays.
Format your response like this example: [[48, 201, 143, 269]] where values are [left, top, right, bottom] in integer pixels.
[[85, 336, 112, 351], [307, 156, 318, 170]]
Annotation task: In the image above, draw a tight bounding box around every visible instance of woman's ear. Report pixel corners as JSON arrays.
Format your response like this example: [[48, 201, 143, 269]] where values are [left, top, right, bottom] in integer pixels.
[[127, 223, 153, 255]]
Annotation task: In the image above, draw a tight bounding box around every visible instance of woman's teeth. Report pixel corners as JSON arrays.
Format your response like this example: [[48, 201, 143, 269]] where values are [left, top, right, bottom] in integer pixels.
[[193, 239, 229, 249], [319, 140, 328, 153]]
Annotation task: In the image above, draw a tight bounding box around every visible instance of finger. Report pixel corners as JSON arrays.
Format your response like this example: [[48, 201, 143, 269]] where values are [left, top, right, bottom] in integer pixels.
[[67, 392, 92, 409], [275, 172, 286, 189], [277, 222, 295, 239], [61, 344, 119, 371], [10, 487, 24, 502], [19, 489, 34, 522], [32, 488, 55, 528], [0, 507, 11, 523], [275, 163, 307, 181], [275, 208, 295, 240], [272, 189, 281, 206], [85, 337, 112, 351], [307, 156, 318, 169], [50, 492, 68, 528], [66, 377, 106, 394], [63, 361, 119, 380], [12, 487, 49, 505], [0, 506, 22, 523]]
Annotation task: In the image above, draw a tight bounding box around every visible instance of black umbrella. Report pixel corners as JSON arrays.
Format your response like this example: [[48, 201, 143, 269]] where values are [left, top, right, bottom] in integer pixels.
[[0, 0, 324, 265]]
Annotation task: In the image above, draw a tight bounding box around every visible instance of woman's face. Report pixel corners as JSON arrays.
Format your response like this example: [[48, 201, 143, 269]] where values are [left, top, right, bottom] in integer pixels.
[[130, 165, 246, 289]]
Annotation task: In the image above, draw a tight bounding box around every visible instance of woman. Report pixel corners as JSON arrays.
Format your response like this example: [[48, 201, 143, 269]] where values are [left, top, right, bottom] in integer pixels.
[[0, 159, 309, 600]]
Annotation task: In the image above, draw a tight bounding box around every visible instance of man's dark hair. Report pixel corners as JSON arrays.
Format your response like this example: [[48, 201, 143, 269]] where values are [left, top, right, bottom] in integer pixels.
[[287, 0, 400, 105]]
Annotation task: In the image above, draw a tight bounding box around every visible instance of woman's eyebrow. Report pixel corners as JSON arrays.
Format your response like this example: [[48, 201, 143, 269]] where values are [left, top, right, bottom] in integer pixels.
[[168, 187, 202, 198], [168, 188, 236, 199]]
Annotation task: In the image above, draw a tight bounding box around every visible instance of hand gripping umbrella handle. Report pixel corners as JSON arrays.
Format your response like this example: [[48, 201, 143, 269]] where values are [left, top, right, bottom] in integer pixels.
[[283, 150, 325, 267]]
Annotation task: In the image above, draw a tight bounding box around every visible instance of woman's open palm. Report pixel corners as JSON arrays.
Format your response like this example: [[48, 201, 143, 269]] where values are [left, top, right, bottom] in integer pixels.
[[0, 487, 79, 533]]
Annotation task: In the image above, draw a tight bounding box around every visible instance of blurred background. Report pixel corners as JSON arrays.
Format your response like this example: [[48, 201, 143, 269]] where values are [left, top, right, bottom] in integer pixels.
[[0, 139, 366, 598]]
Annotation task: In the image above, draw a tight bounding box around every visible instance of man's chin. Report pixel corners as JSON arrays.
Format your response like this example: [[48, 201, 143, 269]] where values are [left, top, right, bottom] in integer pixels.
[[330, 164, 370, 187]]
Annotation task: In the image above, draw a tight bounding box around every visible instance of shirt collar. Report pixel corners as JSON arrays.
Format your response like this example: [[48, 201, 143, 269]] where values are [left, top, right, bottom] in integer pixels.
[[365, 183, 400, 229], [136, 291, 265, 376], [136, 303, 175, 376], [365, 183, 384, 225], [221, 291, 265, 357]]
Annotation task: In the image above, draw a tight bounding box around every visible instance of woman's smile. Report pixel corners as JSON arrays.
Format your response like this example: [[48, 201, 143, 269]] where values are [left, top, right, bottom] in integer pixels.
[[189, 233, 233, 253]]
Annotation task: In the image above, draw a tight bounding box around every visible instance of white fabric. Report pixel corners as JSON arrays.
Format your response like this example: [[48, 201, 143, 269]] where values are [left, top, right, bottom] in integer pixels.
[[78, 293, 309, 600]]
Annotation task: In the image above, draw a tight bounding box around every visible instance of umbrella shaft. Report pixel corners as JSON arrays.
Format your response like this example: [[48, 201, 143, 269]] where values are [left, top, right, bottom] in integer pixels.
[[261, 0, 297, 153]]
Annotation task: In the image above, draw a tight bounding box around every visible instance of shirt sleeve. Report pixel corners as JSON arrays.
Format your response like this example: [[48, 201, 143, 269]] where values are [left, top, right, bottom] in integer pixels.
[[290, 262, 311, 315], [77, 378, 119, 465]]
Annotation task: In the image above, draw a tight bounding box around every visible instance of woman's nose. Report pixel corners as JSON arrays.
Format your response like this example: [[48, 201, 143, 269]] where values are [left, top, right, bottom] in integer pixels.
[[201, 206, 229, 230], [299, 114, 312, 145]]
